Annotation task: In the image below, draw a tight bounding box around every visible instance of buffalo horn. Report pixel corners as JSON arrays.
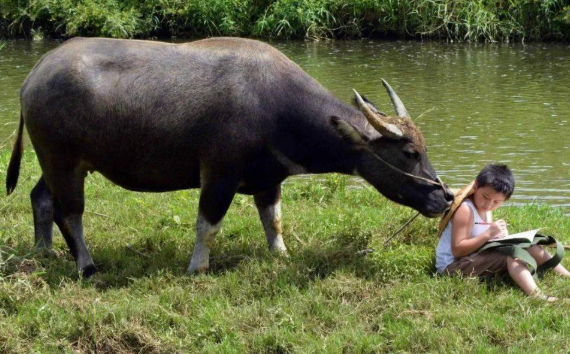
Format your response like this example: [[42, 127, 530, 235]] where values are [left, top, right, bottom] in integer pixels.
[[381, 79, 409, 118], [353, 89, 403, 139]]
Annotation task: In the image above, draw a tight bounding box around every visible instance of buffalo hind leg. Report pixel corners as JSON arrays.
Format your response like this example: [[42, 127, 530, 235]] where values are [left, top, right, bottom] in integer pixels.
[[254, 185, 287, 253], [45, 167, 96, 277], [188, 174, 239, 273], [30, 176, 54, 250]]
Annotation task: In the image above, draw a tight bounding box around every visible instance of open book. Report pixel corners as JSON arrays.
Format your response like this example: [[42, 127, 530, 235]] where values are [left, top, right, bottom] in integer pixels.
[[486, 229, 541, 243]]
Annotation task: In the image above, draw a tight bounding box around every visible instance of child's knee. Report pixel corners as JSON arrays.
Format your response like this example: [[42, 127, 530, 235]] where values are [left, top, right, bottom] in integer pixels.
[[507, 256, 525, 267], [528, 245, 549, 260]]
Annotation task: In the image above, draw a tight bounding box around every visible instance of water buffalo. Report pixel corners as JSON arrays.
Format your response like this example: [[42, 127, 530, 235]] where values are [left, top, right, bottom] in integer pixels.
[[6, 37, 453, 276]]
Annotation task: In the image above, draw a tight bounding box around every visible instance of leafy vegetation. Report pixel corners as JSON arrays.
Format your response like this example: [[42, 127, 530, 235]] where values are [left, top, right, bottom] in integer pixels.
[[2, 147, 570, 352], [1, 0, 569, 42]]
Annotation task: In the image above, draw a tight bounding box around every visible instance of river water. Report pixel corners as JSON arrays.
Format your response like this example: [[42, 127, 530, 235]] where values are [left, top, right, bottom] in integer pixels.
[[1, 39, 569, 210]]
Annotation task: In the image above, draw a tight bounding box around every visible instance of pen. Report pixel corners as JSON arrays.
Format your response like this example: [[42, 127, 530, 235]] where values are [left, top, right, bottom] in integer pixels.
[[475, 222, 492, 225]]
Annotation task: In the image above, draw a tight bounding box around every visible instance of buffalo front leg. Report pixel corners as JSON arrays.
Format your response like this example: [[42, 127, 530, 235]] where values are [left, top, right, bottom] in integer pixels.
[[30, 176, 54, 250], [188, 174, 239, 273], [254, 185, 287, 253]]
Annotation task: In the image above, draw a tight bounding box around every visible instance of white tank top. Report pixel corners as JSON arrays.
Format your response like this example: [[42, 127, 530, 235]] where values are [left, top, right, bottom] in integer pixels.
[[435, 199, 491, 273]]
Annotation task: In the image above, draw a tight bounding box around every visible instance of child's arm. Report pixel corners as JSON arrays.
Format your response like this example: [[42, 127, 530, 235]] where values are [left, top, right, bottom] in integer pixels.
[[450, 204, 504, 258]]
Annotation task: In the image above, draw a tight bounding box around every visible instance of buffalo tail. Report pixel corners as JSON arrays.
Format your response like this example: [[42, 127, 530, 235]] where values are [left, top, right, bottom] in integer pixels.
[[6, 112, 24, 195]]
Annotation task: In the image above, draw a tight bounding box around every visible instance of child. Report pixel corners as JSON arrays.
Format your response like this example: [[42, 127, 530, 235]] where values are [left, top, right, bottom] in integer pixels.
[[436, 164, 570, 301]]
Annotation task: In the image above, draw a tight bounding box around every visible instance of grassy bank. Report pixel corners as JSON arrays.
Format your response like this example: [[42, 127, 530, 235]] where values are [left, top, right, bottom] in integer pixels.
[[2, 147, 570, 352], [1, 0, 570, 42]]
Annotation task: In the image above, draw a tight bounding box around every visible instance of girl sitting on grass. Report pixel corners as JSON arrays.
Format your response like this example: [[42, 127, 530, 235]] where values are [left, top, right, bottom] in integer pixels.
[[435, 164, 570, 301]]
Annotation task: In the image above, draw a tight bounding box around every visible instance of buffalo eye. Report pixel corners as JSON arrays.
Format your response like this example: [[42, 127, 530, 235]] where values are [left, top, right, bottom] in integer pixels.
[[403, 148, 420, 160]]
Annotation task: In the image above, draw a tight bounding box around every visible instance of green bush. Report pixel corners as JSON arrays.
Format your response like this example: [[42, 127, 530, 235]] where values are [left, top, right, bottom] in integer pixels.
[[1, 0, 569, 41]]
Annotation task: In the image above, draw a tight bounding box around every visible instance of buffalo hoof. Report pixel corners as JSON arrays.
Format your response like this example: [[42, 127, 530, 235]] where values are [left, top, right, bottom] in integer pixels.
[[188, 250, 210, 274], [268, 236, 288, 255], [187, 264, 209, 274], [34, 248, 60, 258], [80, 264, 98, 278], [270, 247, 289, 258]]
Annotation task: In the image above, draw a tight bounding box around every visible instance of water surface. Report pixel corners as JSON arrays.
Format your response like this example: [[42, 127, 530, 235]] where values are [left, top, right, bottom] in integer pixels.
[[1, 39, 569, 210]]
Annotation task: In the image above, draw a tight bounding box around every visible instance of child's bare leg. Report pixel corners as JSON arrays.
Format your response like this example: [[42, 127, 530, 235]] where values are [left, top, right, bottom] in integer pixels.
[[507, 256, 538, 295], [507, 256, 557, 301], [527, 245, 570, 277]]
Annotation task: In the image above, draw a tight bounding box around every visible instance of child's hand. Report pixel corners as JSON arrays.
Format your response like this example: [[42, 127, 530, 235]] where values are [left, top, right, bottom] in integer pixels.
[[488, 219, 508, 240]]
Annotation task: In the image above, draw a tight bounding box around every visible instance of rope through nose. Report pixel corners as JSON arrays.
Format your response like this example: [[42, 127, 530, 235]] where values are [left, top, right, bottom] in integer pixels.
[[366, 152, 450, 245], [368, 150, 443, 187]]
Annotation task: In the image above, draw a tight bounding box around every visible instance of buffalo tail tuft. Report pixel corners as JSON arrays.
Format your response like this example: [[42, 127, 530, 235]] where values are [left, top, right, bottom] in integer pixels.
[[6, 112, 25, 195]]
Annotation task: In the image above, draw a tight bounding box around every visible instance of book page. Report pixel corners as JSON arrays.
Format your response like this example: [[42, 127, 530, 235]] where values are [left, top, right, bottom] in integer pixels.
[[487, 229, 541, 243]]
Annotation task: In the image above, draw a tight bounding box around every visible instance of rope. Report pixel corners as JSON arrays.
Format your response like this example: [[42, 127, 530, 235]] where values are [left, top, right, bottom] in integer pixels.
[[367, 150, 443, 186], [383, 211, 420, 245]]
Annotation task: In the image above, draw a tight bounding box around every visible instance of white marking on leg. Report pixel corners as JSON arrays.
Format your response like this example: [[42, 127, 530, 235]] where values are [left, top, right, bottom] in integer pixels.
[[258, 200, 287, 253], [188, 212, 222, 273]]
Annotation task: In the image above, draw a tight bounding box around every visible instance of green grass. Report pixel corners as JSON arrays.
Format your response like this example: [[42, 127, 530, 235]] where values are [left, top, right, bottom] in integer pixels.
[[1, 0, 570, 42], [2, 146, 570, 352]]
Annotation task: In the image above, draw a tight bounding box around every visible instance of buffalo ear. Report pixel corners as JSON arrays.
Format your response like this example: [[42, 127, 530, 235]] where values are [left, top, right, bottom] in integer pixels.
[[330, 116, 369, 147], [351, 94, 386, 117]]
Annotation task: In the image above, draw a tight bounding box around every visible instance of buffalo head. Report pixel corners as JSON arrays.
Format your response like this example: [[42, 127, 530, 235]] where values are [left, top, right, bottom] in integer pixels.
[[332, 79, 453, 217]]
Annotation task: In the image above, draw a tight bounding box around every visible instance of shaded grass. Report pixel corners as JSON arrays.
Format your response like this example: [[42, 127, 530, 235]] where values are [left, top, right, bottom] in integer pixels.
[[2, 147, 570, 352], [1, 0, 570, 42]]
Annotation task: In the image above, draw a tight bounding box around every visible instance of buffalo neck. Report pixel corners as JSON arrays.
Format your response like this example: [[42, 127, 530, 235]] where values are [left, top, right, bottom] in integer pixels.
[[271, 87, 366, 176]]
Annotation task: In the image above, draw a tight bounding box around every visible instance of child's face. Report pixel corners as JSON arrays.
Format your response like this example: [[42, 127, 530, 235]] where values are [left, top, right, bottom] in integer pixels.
[[472, 185, 507, 213]]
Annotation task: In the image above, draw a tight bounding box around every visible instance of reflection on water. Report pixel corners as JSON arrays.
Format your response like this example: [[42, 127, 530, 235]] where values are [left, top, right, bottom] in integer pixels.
[[1, 39, 569, 210]]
